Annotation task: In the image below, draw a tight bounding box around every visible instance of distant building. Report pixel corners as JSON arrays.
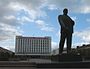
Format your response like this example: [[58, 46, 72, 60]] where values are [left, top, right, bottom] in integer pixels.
[[76, 44, 90, 57], [0, 47, 14, 55], [77, 44, 90, 49], [15, 36, 51, 55]]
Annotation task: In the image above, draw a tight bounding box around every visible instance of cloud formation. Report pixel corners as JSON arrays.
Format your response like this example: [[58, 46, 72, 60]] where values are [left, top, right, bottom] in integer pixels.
[[74, 28, 90, 46], [0, 0, 90, 51], [35, 20, 54, 32], [47, 0, 90, 13], [0, 0, 49, 51], [74, 31, 90, 42], [0, 0, 90, 41], [0, 0, 47, 40]]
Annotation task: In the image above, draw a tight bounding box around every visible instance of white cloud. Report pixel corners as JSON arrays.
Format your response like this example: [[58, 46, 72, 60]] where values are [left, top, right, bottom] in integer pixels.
[[0, 38, 15, 52], [35, 20, 54, 32], [51, 41, 58, 50], [0, 0, 48, 40], [4, 15, 15, 20], [74, 29, 90, 44], [48, 4, 58, 10], [56, 30, 60, 38], [0, 0, 90, 41], [86, 18, 90, 23], [0, 1, 23, 41], [46, 0, 90, 14], [79, 6, 90, 14], [0, 23, 22, 40]]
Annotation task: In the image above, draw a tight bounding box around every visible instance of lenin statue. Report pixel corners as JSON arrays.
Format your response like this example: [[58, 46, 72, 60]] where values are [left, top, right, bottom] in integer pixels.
[[58, 8, 75, 54]]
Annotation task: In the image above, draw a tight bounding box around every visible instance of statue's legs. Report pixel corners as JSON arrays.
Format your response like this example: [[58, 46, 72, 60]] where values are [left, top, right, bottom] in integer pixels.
[[67, 33, 72, 54], [59, 32, 66, 54]]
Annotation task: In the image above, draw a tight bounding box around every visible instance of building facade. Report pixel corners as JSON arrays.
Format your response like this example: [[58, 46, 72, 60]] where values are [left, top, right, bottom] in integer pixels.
[[15, 36, 51, 55]]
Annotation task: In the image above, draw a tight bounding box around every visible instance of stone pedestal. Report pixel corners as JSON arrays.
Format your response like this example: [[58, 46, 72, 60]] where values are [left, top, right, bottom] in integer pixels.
[[51, 53, 82, 62]]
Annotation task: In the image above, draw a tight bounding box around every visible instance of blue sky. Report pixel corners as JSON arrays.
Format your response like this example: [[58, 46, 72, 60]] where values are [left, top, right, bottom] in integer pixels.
[[0, 0, 90, 51]]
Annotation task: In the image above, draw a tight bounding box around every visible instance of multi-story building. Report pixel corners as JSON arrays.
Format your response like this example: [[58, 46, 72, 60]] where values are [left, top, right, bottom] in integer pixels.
[[15, 36, 51, 55]]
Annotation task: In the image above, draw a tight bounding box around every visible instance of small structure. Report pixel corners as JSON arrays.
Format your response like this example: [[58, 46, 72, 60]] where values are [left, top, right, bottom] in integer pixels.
[[76, 44, 90, 60], [0, 47, 14, 55], [51, 48, 67, 55], [0, 47, 14, 61]]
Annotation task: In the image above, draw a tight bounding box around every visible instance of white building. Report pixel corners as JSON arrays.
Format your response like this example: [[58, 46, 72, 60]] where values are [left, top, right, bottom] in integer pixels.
[[15, 36, 51, 55]]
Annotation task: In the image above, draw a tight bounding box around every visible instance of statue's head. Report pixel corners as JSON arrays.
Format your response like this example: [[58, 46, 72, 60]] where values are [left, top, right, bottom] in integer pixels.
[[63, 8, 68, 15]]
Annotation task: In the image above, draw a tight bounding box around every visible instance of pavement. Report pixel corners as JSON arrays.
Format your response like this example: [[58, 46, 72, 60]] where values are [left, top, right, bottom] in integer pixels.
[[0, 67, 75, 69], [0, 60, 90, 69]]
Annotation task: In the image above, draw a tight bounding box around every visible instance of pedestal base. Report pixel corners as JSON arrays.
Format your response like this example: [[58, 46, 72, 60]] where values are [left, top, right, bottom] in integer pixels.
[[51, 53, 82, 62]]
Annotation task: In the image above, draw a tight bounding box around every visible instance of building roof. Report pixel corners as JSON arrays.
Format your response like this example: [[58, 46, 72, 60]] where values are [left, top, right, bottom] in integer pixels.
[[16, 36, 51, 39], [0, 47, 14, 54], [77, 44, 90, 49]]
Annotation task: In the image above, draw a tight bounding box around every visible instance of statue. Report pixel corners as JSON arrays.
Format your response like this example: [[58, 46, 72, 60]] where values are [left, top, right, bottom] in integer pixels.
[[58, 8, 75, 54]]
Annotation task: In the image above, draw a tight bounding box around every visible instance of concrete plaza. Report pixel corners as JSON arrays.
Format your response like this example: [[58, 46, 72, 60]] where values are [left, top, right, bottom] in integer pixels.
[[0, 60, 90, 69]]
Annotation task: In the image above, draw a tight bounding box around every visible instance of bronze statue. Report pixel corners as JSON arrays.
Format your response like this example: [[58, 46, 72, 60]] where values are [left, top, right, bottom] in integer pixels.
[[58, 8, 75, 54]]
